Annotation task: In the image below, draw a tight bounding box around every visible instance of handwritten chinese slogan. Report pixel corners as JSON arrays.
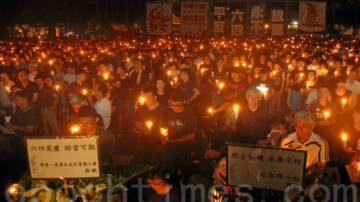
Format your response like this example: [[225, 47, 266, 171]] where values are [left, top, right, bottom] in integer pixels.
[[227, 144, 306, 191], [26, 137, 100, 179]]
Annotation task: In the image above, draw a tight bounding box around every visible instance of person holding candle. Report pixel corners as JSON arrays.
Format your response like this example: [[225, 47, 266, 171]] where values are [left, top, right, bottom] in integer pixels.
[[229, 88, 270, 145], [67, 69, 88, 99], [133, 87, 167, 160], [77, 106, 116, 162], [15, 69, 39, 104], [159, 92, 198, 183], [0, 71, 14, 114], [307, 84, 338, 161], [287, 60, 307, 114]]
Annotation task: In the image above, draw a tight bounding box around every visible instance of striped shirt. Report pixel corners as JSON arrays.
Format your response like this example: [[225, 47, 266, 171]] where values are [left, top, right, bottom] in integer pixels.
[[280, 132, 329, 167]]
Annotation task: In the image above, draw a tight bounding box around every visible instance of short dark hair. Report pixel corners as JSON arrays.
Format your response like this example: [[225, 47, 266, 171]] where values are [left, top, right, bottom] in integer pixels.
[[15, 90, 31, 103], [96, 82, 108, 94], [169, 91, 184, 102], [143, 86, 157, 97], [78, 106, 98, 119], [180, 68, 190, 75]]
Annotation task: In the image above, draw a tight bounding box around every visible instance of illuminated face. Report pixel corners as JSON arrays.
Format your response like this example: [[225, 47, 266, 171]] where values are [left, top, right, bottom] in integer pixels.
[[144, 92, 157, 108], [294, 120, 314, 143], [169, 99, 184, 113], [156, 80, 165, 90], [318, 87, 330, 99], [246, 92, 262, 108], [79, 116, 97, 136], [17, 71, 28, 83]]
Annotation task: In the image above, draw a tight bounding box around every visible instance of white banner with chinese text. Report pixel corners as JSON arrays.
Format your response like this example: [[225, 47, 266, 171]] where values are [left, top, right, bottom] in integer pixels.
[[26, 137, 100, 179]]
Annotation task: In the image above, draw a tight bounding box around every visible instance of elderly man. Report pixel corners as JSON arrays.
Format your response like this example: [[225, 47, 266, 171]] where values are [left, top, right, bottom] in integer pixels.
[[280, 111, 329, 167], [229, 87, 271, 145]]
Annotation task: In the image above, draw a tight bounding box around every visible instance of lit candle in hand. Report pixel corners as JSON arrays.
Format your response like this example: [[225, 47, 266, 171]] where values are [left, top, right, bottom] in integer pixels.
[[341, 98, 347, 109], [323, 111, 330, 121], [208, 107, 214, 117], [82, 89, 88, 96], [139, 96, 145, 106], [233, 104, 240, 119], [71, 125, 80, 134], [146, 121, 152, 131], [160, 128, 168, 141], [218, 82, 225, 91], [55, 85, 60, 92], [341, 133, 348, 148], [103, 73, 109, 80]]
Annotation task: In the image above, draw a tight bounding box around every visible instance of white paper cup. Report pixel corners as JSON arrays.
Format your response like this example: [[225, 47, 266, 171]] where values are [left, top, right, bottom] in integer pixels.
[[4, 116, 11, 123]]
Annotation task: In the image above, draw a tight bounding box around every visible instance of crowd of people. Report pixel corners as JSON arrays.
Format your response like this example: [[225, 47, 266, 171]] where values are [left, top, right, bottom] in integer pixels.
[[0, 35, 359, 200]]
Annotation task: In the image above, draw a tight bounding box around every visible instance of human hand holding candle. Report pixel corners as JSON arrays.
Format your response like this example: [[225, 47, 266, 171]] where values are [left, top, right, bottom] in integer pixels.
[[233, 104, 240, 119], [70, 125, 80, 134], [146, 121, 152, 131], [341, 133, 348, 148], [55, 85, 60, 92], [103, 73, 109, 80], [323, 111, 330, 121], [160, 128, 169, 143], [82, 89, 88, 96], [218, 82, 225, 91], [341, 98, 347, 109], [139, 96, 145, 106]]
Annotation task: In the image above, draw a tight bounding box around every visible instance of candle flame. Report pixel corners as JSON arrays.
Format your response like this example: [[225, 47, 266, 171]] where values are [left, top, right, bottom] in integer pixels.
[[341, 133, 347, 141], [233, 104, 240, 111], [71, 125, 80, 134]]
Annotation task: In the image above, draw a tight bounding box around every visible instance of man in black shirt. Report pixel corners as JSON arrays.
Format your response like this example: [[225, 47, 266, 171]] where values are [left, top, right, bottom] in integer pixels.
[[134, 87, 167, 159], [160, 92, 198, 183], [231, 87, 271, 145], [15, 69, 39, 103]]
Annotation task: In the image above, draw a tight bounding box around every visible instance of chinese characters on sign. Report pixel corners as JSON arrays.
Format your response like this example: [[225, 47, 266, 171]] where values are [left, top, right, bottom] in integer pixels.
[[213, 6, 226, 34], [181, 2, 208, 37], [250, 4, 265, 36], [146, 4, 172, 35], [26, 137, 100, 179], [227, 144, 306, 191], [231, 9, 245, 37], [299, 2, 327, 33], [271, 8, 285, 36]]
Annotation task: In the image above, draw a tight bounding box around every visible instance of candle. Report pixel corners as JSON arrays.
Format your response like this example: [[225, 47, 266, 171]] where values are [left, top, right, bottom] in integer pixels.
[[160, 128, 168, 140], [167, 70, 171, 77], [242, 63, 246, 67], [233, 104, 240, 119], [341, 133, 348, 148], [200, 68, 207, 76], [70, 125, 80, 134], [306, 81, 311, 90], [82, 89, 88, 96], [103, 73, 109, 80], [334, 71, 338, 77], [55, 85, 60, 92], [208, 107, 214, 117], [173, 77, 178, 84], [323, 111, 330, 121], [288, 64, 292, 71], [218, 82, 225, 91], [139, 96, 145, 106], [341, 98, 347, 109], [49, 60, 53, 66], [146, 121, 153, 131], [5, 86, 11, 93], [234, 62, 239, 67]]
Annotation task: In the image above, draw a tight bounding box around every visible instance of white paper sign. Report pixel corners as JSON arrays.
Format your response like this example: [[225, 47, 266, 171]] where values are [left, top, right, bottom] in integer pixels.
[[26, 137, 100, 179], [146, 3, 172, 35], [227, 144, 306, 191]]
